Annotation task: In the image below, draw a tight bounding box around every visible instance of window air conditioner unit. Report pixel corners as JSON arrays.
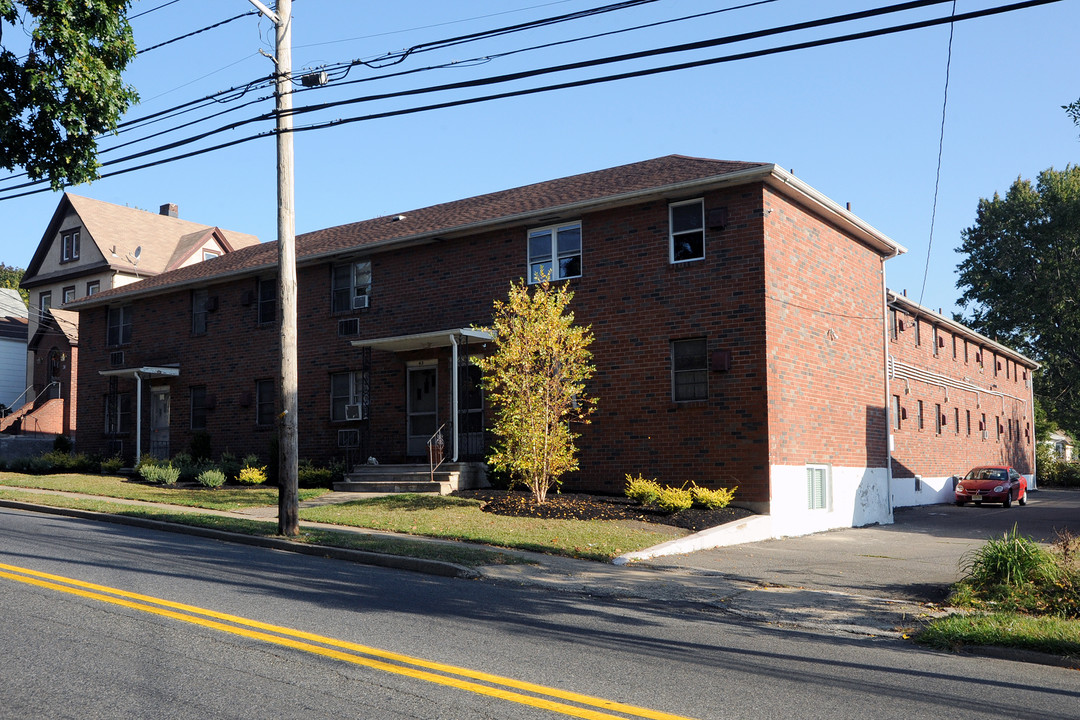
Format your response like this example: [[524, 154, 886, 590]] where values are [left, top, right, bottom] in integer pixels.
[[982, 430, 989, 440], [337, 429, 360, 447], [353, 295, 369, 310], [110, 351, 124, 367], [344, 403, 362, 421], [338, 318, 360, 337]]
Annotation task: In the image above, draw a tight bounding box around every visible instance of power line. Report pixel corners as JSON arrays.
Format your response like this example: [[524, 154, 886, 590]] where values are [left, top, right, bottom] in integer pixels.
[[129, 0, 183, 21], [136, 10, 258, 55]]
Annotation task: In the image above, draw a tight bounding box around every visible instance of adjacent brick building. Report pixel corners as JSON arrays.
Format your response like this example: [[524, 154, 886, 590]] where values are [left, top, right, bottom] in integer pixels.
[[68, 156, 1036, 537]]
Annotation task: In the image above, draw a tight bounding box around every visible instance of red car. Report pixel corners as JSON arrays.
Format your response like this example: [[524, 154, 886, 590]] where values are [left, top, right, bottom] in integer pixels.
[[955, 466, 1027, 507]]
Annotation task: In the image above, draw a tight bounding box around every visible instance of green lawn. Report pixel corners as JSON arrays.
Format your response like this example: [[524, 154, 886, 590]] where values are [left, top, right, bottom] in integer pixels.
[[0, 472, 328, 510], [0, 473, 682, 562], [917, 612, 1080, 661]]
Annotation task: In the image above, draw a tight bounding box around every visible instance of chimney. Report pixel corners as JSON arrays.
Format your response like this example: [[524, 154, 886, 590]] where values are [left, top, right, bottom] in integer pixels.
[[159, 203, 178, 218]]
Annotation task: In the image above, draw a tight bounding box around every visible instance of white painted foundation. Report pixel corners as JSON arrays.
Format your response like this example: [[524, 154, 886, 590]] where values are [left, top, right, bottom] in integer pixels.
[[769, 465, 893, 537]]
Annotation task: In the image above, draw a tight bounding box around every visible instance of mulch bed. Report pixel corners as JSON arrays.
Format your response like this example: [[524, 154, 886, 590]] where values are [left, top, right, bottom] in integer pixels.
[[453, 488, 754, 533]]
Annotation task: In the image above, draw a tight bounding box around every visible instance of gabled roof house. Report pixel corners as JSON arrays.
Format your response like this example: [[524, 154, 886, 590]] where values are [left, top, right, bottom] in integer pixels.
[[67, 156, 1036, 539], [9, 194, 259, 438]]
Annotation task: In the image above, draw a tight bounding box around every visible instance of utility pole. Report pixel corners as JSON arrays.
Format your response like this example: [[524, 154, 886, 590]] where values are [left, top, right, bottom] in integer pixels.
[[249, 0, 299, 535]]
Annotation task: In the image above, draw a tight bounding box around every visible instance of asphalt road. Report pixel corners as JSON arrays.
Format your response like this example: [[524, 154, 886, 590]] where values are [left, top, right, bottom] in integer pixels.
[[649, 489, 1080, 602], [1, 506, 1078, 720]]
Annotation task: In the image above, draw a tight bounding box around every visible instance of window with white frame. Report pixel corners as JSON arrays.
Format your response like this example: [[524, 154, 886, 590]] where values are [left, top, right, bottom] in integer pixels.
[[669, 199, 704, 263], [86, 281, 100, 296], [62, 229, 80, 262], [39, 291, 52, 316], [62, 286, 75, 304], [332, 260, 372, 312], [807, 464, 830, 510], [104, 392, 131, 435], [331, 371, 367, 421], [106, 306, 132, 346], [528, 222, 581, 283], [672, 338, 708, 402]]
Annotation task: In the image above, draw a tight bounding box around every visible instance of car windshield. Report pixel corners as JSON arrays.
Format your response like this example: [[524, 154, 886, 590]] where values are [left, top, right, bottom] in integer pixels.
[[966, 468, 1007, 481]]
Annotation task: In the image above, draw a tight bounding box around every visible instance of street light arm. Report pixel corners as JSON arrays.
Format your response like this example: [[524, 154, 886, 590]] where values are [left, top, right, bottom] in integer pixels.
[[247, 0, 279, 24]]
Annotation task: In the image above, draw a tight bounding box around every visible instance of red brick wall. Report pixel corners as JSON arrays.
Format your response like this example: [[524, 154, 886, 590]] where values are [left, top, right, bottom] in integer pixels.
[[762, 188, 888, 470], [77, 181, 899, 504], [888, 307, 1035, 477]]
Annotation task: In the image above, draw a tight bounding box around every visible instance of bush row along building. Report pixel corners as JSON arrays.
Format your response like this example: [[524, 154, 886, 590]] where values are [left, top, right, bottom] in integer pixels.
[[36, 155, 1035, 539]]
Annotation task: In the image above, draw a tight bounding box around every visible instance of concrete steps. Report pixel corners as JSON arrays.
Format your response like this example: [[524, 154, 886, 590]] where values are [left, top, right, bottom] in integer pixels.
[[333, 462, 487, 495]]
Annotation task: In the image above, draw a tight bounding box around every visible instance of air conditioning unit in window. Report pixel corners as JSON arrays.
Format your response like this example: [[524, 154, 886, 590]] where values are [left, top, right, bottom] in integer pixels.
[[982, 430, 989, 439], [353, 295, 369, 310], [344, 403, 363, 421], [109, 351, 125, 367]]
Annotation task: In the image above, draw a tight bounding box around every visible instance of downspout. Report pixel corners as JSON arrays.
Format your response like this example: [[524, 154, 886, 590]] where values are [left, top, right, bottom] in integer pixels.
[[134, 371, 143, 466], [881, 256, 896, 521], [450, 333, 459, 463], [1029, 372, 1038, 490]]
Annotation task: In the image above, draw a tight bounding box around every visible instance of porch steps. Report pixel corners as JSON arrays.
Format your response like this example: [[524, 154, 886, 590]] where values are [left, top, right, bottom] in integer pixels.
[[334, 463, 487, 496]]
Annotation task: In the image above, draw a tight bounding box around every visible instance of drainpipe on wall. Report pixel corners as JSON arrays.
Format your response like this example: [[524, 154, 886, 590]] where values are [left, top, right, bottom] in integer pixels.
[[881, 256, 897, 520], [450, 333, 459, 463], [134, 371, 143, 466]]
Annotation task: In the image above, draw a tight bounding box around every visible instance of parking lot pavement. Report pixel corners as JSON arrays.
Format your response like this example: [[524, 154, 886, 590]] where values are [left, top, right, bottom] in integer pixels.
[[642, 489, 1079, 603]]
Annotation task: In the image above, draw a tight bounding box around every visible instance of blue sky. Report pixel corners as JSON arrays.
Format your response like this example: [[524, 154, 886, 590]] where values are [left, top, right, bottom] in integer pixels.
[[2, 0, 1076, 319]]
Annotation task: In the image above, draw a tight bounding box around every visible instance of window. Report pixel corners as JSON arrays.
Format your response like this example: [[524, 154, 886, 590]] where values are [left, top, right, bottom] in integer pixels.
[[257, 277, 276, 324], [255, 379, 275, 426], [39, 291, 52, 315], [992, 353, 998, 377], [331, 371, 367, 421], [106, 306, 132, 346], [672, 338, 708, 402], [964, 340, 969, 364], [669, 199, 704, 263], [807, 464, 829, 510], [203, 250, 220, 261], [190, 386, 208, 430], [952, 335, 958, 360], [914, 318, 921, 346], [86, 281, 100, 296], [62, 229, 80, 262], [192, 289, 209, 335], [917, 400, 924, 430], [933, 327, 940, 356], [332, 260, 372, 312], [62, 286, 75, 304], [995, 416, 1001, 441], [104, 393, 131, 434], [528, 223, 581, 282], [954, 407, 960, 434], [935, 403, 942, 434], [966, 410, 971, 435], [891, 395, 901, 430], [889, 309, 898, 341]]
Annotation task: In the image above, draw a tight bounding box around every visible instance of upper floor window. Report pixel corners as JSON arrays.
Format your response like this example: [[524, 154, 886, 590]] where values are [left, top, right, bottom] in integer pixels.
[[257, 277, 276, 325], [672, 337, 708, 402], [62, 229, 80, 262], [203, 250, 220, 261], [190, 386, 208, 431], [192, 289, 209, 335], [528, 222, 581, 283], [332, 260, 372, 312], [107, 306, 132, 346], [255, 379, 275, 426], [86, 281, 100, 296], [669, 199, 704, 263], [889, 309, 898, 341], [62, 286, 76, 304], [39, 291, 52, 315]]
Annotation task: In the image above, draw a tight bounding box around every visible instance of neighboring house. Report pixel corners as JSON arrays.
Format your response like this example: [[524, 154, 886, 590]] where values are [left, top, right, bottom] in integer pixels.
[[1047, 431, 1074, 461], [886, 291, 1038, 503], [68, 155, 1036, 538], [0, 288, 28, 411], [12, 194, 260, 438]]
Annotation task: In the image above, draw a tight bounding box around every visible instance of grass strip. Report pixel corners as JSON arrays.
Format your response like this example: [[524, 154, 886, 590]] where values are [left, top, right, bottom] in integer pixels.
[[917, 612, 1080, 659], [299, 493, 684, 562], [0, 472, 328, 510], [0, 489, 523, 567]]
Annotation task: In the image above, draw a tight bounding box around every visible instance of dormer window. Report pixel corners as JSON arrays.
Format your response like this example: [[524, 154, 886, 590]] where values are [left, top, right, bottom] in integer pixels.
[[62, 229, 80, 262]]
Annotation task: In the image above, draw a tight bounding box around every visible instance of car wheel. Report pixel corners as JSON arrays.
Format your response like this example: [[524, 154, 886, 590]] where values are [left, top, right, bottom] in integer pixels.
[[955, 500, 965, 506], [1003, 493, 1012, 508], [1019, 489, 1027, 506]]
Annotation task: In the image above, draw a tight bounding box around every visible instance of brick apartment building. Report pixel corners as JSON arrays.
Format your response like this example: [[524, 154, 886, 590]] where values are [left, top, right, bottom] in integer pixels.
[[67, 156, 1036, 538]]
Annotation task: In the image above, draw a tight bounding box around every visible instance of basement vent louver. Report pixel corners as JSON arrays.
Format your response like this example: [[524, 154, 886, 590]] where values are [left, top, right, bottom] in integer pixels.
[[338, 318, 360, 337], [109, 351, 125, 367], [337, 429, 360, 448]]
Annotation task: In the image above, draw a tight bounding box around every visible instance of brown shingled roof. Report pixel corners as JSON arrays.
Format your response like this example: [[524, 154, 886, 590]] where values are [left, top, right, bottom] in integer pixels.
[[70, 155, 772, 307], [0, 316, 27, 342]]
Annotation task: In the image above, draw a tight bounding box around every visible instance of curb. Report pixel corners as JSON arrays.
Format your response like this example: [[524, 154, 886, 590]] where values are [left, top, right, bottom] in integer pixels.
[[958, 644, 1080, 671], [0, 499, 479, 580]]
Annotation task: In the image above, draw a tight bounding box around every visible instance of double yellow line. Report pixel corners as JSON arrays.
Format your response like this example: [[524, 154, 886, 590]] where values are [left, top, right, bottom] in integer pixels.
[[0, 561, 696, 720]]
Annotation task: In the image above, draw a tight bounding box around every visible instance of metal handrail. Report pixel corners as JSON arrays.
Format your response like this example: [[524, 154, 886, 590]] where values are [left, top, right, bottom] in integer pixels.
[[428, 423, 446, 482], [3, 381, 60, 416]]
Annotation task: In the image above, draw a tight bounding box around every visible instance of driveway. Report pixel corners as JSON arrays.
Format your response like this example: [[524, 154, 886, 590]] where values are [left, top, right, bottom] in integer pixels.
[[644, 489, 1079, 603]]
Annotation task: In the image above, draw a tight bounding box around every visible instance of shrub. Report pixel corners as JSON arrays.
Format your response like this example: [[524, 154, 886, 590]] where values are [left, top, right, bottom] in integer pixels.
[[140, 463, 180, 485], [691, 484, 737, 509], [654, 485, 694, 513], [624, 474, 662, 505], [297, 466, 333, 489], [190, 431, 212, 461], [219, 452, 242, 482], [100, 456, 124, 474], [196, 468, 226, 488], [52, 434, 72, 453], [241, 453, 261, 469], [237, 466, 267, 485]]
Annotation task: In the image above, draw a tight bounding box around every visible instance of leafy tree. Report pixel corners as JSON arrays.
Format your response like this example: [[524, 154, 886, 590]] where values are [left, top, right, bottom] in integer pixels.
[[956, 166, 1080, 432], [1066, 98, 1080, 131], [0, 263, 27, 305], [476, 278, 596, 503], [0, 1, 138, 189]]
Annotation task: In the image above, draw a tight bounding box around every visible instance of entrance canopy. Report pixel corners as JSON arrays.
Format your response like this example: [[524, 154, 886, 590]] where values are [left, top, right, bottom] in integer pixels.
[[350, 328, 491, 353], [99, 366, 179, 465]]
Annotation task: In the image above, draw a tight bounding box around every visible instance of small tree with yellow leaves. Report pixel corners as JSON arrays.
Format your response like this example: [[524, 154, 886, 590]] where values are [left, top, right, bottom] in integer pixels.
[[476, 277, 595, 503]]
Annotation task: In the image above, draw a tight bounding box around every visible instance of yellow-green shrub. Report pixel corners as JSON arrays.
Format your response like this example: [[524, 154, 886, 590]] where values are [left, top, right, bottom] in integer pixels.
[[691, 484, 737, 509], [624, 474, 662, 505], [654, 485, 693, 513], [237, 466, 267, 485]]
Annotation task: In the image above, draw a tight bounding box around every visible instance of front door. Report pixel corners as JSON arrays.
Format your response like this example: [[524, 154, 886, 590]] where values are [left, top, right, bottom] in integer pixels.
[[150, 388, 170, 459], [407, 366, 437, 457]]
